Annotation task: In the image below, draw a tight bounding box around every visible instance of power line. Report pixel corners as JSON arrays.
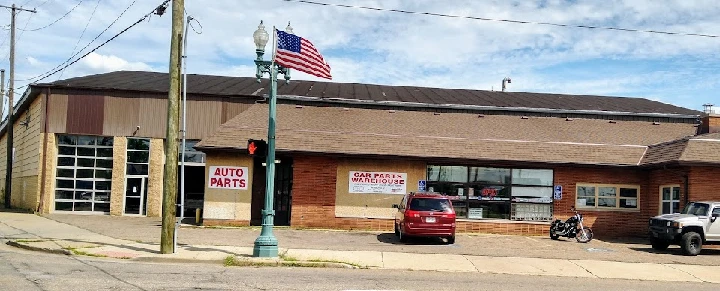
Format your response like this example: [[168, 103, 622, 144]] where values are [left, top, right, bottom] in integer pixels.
[[23, 0, 139, 83], [17, 0, 171, 88], [57, 0, 101, 80], [20, 0, 83, 32], [283, 0, 720, 39]]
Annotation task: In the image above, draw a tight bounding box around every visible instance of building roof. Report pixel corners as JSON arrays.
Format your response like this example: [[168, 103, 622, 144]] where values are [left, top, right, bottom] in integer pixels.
[[640, 133, 720, 166], [197, 104, 699, 166], [39, 71, 700, 116]]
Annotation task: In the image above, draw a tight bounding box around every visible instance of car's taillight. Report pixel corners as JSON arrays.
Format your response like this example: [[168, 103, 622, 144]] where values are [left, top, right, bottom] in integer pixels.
[[442, 213, 456, 219]]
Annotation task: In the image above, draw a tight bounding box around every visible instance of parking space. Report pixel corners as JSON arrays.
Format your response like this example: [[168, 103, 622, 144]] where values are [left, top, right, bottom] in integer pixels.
[[46, 214, 720, 266]]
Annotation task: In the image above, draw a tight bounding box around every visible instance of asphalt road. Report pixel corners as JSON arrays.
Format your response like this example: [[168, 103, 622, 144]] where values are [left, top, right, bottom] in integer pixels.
[[1, 242, 719, 291], [46, 213, 720, 266]]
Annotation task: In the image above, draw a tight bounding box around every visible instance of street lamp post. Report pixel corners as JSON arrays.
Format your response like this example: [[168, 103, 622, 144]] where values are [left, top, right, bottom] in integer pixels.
[[252, 20, 291, 258]]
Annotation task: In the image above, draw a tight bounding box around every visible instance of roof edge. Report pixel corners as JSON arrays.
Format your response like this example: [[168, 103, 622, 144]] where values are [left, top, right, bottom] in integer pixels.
[[276, 94, 700, 119]]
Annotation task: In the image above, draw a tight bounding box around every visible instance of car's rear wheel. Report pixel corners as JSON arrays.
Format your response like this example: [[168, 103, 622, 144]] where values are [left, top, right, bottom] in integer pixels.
[[446, 236, 455, 244], [680, 232, 702, 256], [394, 223, 400, 237], [650, 237, 670, 251]]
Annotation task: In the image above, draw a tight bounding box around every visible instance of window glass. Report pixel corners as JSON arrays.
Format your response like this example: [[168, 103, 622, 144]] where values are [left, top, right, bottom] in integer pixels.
[[77, 147, 95, 157], [55, 202, 73, 211], [511, 169, 553, 186], [58, 157, 75, 167], [127, 151, 149, 163], [57, 135, 76, 145], [408, 198, 452, 212], [77, 158, 94, 167], [576, 186, 596, 207], [58, 146, 75, 155], [97, 148, 113, 157], [469, 167, 510, 184], [97, 137, 114, 146], [427, 166, 468, 183], [128, 138, 150, 150], [127, 164, 149, 175], [77, 136, 96, 146], [56, 169, 74, 178], [511, 187, 552, 203]]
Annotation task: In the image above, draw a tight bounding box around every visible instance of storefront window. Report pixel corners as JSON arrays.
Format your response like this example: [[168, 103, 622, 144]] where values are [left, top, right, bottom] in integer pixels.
[[427, 165, 553, 221], [427, 166, 468, 183]]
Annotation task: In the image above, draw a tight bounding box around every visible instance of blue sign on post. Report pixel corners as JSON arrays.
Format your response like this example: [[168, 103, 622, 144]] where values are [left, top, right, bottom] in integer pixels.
[[418, 180, 427, 192], [554, 185, 563, 200]]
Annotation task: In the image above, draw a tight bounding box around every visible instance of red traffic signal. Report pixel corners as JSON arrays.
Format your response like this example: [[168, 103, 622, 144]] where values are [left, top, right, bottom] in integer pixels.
[[247, 139, 267, 157]]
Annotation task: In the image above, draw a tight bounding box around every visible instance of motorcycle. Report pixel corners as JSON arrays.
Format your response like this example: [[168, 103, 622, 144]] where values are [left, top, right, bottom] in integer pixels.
[[550, 207, 593, 243]]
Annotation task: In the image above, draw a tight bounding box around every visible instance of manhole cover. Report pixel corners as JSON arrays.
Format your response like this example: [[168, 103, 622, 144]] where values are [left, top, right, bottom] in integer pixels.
[[586, 247, 614, 252]]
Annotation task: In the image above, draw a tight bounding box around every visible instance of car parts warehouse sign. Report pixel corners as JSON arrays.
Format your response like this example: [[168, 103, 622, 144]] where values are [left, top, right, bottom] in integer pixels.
[[349, 171, 407, 194], [208, 166, 248, 189]]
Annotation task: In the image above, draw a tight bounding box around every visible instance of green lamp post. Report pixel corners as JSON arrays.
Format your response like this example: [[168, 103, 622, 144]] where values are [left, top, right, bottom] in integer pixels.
[[252, 20, 291, 257]]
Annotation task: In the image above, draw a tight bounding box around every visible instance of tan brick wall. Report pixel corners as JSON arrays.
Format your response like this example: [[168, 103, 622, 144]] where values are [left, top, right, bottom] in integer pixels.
[[145, 139, 164, 217], [110, 137, 127, 216], [39, 133, 57, 213], [0, 96, 43, 210], [202, 152, 253, 223], [335, 158, 424, 219]]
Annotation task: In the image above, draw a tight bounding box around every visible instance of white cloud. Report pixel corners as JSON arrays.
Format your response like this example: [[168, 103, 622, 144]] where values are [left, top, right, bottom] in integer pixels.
[[80, 52, 153, 72]]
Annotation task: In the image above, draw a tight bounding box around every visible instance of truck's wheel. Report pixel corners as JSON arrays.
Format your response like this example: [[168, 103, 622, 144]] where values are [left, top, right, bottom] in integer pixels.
[[680, 232, 702, 256], [650, 237, 670, 251]]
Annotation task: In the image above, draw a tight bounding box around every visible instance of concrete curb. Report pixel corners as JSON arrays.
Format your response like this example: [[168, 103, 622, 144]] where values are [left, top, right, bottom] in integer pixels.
[[131, 257, 225, 265], [6, 241, 72, 256]]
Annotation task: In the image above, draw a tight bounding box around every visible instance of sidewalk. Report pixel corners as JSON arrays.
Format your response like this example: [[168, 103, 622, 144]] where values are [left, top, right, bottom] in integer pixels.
[[2, 212, 720, 283]]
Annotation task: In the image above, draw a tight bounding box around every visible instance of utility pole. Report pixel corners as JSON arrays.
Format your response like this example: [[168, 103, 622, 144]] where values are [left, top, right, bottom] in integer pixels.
[[0, 4, 36, 208], [1, 69, 5, 121], [161, 0, 183, 254]]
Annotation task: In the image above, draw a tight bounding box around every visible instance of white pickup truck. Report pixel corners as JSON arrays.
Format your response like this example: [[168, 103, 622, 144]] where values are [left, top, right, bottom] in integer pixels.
[[648, 201, 720, 256]]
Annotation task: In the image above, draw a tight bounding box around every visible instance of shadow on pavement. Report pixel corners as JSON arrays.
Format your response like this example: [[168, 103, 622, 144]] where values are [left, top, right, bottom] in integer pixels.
[[629, 246, 720, 256], [376, 233, 449, 245]]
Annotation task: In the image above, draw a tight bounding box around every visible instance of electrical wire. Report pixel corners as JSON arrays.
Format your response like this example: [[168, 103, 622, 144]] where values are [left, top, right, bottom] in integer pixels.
[[23, 0, 139, 83], [57, 0, 101, 80], [283, 0, 720, 38], [20, 0, 83, 32], [188, 16, 202, 35], [17, 0, 171, 89]]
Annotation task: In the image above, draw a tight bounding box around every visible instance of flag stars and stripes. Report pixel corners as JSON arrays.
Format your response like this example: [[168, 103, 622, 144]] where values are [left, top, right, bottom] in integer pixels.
[[274, 29, 332, 80]]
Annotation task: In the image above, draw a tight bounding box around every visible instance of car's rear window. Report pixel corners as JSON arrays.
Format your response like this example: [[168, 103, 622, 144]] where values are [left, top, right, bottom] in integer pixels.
[[409, 198, 452, 212]]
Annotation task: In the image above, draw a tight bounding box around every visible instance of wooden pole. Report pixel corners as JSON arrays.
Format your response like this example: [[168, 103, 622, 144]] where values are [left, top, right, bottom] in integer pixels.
[[160, 0, 183, 254]]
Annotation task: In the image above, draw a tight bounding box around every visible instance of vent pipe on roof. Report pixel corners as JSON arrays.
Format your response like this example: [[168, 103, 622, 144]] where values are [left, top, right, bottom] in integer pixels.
[[501, 77, 512, 92]]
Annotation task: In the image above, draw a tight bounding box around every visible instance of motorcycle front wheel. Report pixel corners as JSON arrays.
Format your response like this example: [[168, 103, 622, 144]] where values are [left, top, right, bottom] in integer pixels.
[[576, 227, 593, 243]]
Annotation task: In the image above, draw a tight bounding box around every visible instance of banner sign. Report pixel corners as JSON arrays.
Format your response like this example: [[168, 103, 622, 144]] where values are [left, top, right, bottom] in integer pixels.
[[349, 171, 407, 194], [208, 166, 248, 189]]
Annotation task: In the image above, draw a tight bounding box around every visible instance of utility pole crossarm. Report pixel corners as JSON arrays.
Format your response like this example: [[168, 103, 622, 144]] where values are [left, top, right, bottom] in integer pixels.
[[0, 4, 37, 13]]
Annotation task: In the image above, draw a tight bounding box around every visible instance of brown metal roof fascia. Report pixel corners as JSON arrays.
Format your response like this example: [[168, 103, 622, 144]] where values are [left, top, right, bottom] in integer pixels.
[[275, 94, 699, 120]]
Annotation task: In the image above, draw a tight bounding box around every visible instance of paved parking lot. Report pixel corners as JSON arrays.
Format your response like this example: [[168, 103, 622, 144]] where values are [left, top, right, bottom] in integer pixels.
[[46, 214, 720, 266]]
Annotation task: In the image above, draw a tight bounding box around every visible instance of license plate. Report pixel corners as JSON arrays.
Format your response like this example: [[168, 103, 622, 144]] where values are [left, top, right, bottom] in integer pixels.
[[426, 217, 436, 223]]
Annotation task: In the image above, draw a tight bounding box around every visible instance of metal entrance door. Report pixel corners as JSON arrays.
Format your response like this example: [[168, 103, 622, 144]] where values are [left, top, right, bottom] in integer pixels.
[[124, 176, 148, 216], [251, 158, 293, 226]]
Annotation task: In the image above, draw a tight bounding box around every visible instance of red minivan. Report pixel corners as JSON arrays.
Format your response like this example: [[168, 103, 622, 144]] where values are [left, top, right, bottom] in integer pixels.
[[393, 192, 456, 244]]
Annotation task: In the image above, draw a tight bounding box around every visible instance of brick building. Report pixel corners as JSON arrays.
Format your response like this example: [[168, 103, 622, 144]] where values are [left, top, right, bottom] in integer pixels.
[[1, 71, 718, 238]]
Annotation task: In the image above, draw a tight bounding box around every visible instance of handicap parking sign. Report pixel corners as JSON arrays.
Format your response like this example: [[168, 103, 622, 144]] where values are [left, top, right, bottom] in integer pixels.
[[554, 185, 562, 200], [418, 180, 426, 192]]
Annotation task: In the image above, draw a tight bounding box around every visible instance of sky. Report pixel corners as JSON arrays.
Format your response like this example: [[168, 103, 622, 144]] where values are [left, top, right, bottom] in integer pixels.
[[1, 0, 719, 115]]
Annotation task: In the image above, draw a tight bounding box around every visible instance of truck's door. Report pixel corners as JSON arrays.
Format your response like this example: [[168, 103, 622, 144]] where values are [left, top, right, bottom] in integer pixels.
[[707, 207, 720, 240]]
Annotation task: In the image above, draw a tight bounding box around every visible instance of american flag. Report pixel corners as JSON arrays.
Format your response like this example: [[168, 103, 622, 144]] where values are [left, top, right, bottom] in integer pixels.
[[274, 29, 332, 80]]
